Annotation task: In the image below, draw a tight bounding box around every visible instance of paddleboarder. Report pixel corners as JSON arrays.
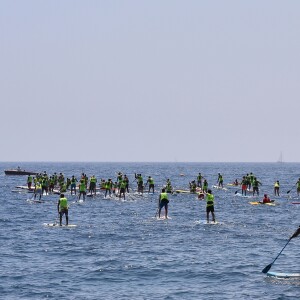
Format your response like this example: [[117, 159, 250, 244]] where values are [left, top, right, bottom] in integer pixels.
[[57, 193, 68, 226], [252, 177, 261, 196], [78, 179, 86, 201], [217, 173, 224, 188], [203, 179, 208, 193], [146, 176, 155, 194], [206, 189, 216, 223], [158, 188, 169, 219], [70, 175, 77, 195], [296, 178, 300, 196], [197, 173, 203, 188], [34, 181, 42, 200], [274, 181, 280, 196], [27, 175, 33, 190]]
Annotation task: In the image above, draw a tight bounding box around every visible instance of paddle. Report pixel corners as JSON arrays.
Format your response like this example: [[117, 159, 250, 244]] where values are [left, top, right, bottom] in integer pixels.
[[155, 198, 160, 218], [287, 184, 296, 194], [262, 226, 300, 273]]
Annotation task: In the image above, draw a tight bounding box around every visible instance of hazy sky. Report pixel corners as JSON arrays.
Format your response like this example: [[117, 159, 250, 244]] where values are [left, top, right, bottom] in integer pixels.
[[1, 1, 299, 162]]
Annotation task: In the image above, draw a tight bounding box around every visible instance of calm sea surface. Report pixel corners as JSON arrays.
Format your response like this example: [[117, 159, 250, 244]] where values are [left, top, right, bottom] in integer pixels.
[[0, 162, 299, 300]]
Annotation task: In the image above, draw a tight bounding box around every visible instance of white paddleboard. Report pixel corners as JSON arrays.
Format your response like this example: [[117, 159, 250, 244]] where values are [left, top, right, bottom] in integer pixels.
[[195, 220, 221, 225], [43, 223, 77, 228], [212, 185, 228, 191], [267, 272, 300, 278], [156, 216, 172, 220]]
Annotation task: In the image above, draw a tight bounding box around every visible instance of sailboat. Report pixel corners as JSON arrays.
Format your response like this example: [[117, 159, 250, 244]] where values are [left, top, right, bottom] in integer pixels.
[[277, 151, 283, 163]]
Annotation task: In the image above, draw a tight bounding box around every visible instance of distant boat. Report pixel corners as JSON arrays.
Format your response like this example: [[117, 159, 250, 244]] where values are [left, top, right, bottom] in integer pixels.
[[4, 168, 38, 176], [277, 151, 284, 163]]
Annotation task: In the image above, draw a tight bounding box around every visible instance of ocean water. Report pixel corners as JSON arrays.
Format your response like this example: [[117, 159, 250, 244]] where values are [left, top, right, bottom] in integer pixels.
[[0, 162, 299, 300]]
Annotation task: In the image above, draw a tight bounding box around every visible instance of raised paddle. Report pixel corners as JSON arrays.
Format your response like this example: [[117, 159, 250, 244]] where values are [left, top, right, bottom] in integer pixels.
[[262, 226, 300, 273], [287, 183, 298, 194]]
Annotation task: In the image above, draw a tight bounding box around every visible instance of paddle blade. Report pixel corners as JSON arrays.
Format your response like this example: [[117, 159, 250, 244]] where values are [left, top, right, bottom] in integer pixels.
[[287, 190, 291, 194], [235, 191, 238, 194], [290, 227, 300, 239], [262, 263, 272, 274]]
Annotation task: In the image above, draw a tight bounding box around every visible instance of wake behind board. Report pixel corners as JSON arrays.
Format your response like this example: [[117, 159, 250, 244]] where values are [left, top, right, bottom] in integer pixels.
[[195, 220, 221, 225], [43, 223, 77, 228], [27, 199, 45, 203], [267, 272, 300, 278]]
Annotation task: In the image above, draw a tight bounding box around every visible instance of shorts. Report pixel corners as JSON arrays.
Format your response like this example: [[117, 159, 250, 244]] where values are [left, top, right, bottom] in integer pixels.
[[59, 208, 68, 217], [206, 206, 214, 213], [35, 189, 42, 194], [160, 199, 169, 209], [242, 185, 247, 191]]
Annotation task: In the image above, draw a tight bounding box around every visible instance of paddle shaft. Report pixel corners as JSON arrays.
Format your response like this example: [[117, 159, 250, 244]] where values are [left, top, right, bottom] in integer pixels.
[[270, 238, 291, 264], [262, 238, 291, 273], [287, 183, 297, 194], [262, 226, 300, 273]]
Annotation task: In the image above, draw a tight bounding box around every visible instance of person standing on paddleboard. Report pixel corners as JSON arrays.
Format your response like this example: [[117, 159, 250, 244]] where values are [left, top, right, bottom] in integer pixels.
[[27, 175, 33, 190], [296, 178, 300, 196], [135, 173, 144, 194], [202, 179, 208, 193], [146, 176, 155, 194], [70, 175, 78, 195], [78, 179, 86, 201], [206, 189, 216, 223], [34, 181, 42, 200], [217, 173, 224, 188], [158, 188, 169, 219], [123, 175, 129, 193], [274, 181, 280, 196], [119, 179, 126, 200], [89, 175, 97, 195], [241, 176, 248, 196], [252, 177, 261, 196], [197, 173, 203, 188], [57, 193, 68, 226]]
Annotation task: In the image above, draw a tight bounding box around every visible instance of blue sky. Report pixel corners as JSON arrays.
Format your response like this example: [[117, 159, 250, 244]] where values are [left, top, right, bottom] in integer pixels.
[[1, 1, 299, 162]]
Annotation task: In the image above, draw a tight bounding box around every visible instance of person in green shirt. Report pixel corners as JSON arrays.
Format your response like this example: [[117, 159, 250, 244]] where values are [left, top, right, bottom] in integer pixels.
[[158, 188, 169, 219], [202, 179, 208, 193], [119, 180, 126, 200], [105, 179, 113, 198], [34, 182, 42, 200], [146, 176, 155, 194], [206, 189, 216, 223], [27, 175, 33, 190], [57, 193, 68, 226], [78, 179, 86, 201], [197, 173, 203, 188]]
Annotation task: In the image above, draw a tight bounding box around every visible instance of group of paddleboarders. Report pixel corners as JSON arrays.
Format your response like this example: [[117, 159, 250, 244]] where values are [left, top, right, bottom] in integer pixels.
[[25, 169, 299, 226], [157, 187, 215, 222]]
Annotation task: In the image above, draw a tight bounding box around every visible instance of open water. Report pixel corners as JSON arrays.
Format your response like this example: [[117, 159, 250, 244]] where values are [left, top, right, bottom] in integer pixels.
[[0, 162, 299, 300]]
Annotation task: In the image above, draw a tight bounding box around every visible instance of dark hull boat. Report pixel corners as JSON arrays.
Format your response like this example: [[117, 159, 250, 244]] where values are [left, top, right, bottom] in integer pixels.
[[4, 169, 38, 176]]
